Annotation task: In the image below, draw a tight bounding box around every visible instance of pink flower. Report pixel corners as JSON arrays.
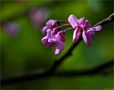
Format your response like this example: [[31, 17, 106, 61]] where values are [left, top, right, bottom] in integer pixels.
[[30, 8, 49, 27], [68, 15, 102, 45], [42, 20, 59, 35], [41, 29, 65, 55], [3, 22, 20, 36], [41, 14, 102, 55]]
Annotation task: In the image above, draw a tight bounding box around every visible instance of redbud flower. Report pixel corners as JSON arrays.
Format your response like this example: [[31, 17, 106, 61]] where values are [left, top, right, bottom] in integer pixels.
[[41, 29, 65, 55], [42, 20, 59, 35], [30, 8, 49, 27], [41, 14, 102, 55], [3, 22, 20, 36], [68, 15, 102, 45]]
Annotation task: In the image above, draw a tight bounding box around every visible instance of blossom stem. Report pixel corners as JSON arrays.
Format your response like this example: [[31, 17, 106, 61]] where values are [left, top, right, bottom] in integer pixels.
[[53, 23, 70, 30], [58, 20, 68, 23], [94, 12, 114, 26], [59, 23, 70, 27], [63, 28, 73, 32]]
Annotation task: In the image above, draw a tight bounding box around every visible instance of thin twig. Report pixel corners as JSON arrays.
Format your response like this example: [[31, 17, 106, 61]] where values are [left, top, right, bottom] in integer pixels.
[[94, 13, 114, 26], [1, 13, 114, 86]]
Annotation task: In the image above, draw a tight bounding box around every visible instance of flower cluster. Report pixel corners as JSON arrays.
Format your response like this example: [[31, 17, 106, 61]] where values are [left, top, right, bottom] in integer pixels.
[[41, 20, 65, 55], [41, 15, 102, 55]]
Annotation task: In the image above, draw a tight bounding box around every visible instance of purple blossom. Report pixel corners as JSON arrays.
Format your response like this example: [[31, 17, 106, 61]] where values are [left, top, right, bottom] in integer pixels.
[[68, 15, 102, 45], [42, 20, 59, 35], [41, 14, 102, 55], [3, 22, 20, 36], [41, 29, 65, 55], [30, 8, 49, 27]]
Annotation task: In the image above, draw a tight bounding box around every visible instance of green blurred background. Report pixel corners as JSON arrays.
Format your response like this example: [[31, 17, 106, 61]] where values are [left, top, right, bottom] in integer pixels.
[[0, 0, 114, 89]]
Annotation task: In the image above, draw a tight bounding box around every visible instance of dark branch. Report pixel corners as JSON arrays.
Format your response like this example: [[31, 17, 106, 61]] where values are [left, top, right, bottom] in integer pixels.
[[1, 13, 114, 86], [94, 13, 114, 26], [1, 60, 114, 86]]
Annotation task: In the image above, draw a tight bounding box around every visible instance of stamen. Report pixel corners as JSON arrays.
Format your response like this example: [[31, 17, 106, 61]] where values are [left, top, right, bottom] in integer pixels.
[[59, 24, 70, 28]]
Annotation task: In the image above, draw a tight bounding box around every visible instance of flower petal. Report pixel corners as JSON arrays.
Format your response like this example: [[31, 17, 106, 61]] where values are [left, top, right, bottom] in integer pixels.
[[78, 17, 86, 28], [85, 20, 91, 29], [82, 31, 93, 45], [46, 20, 58, 28], [87, 31, 95, 36], [41, 29, 54, 47], [94, 25, 102, 31], [42, 26, 48, 34], [51, 28, 59, 35], [78, 17, 91, 30], [57, 31, 66, 42], [46, 29, 52, 37], [41, 36, 51, 47], [87, 25, 102, 32], [73, 28, 81, 43], [68, 15, 78, 28], [48, 38, 56, 43], [54, 40, 64, 55]]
